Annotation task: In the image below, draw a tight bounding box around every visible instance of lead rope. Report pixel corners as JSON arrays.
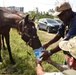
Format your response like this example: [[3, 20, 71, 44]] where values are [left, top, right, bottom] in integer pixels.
[[21, 19, 25, 39], [22, 19, 25, 33]]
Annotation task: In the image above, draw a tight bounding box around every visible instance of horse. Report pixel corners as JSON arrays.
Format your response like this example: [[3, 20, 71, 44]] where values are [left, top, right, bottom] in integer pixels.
[[0, 7, 34, 64]]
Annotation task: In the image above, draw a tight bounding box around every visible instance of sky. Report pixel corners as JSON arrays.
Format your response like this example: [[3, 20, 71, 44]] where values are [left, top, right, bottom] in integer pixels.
[[0, 0, 76, 12]]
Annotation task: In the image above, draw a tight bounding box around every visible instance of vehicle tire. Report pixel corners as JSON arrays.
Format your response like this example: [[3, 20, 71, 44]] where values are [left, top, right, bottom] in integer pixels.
[[47, 27, 50, 33]]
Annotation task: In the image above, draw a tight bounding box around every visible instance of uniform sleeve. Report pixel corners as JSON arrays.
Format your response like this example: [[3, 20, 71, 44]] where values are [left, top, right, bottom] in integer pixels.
[[44, 72, 64, 75], [66, 17, 76, 38]]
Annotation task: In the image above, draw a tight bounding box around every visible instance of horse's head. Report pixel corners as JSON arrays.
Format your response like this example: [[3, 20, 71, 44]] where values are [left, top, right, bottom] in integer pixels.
[[21, 14, 42, 49]]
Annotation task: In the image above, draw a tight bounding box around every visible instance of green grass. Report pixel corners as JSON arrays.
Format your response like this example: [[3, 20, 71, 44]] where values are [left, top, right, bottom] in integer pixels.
[[0, 29, 65, 75]]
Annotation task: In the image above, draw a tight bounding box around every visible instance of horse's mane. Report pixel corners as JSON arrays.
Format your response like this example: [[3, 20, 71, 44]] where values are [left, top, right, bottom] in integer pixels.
[[0, 7, 14, 13]]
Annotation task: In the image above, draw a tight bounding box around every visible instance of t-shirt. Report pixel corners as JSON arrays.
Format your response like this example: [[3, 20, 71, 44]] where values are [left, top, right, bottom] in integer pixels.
[[44, 69, 76, 75], [66, 15, 76, 38]]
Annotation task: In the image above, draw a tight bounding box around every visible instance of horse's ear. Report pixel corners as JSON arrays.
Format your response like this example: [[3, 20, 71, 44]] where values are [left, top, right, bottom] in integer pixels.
[[25, 14, 29, 23], [32, 15, 35, 22]]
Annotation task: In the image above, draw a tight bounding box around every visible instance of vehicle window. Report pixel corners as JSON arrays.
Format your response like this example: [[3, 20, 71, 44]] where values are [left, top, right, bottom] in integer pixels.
[[43, 19, 47, 23], [39, 19, 46, 23], [47, 19, 58, 24]]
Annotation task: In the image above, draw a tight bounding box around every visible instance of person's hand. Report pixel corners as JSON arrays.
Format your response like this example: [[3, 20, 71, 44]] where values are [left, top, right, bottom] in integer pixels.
[[35, 58, 42, 65], [36, 64, 44, 75], [35, 58, 44, 75], [40, 50, 51, 61]]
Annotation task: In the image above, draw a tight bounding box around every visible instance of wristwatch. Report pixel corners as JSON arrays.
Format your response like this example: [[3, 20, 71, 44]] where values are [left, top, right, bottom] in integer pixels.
[[48, 50, 53, 56]]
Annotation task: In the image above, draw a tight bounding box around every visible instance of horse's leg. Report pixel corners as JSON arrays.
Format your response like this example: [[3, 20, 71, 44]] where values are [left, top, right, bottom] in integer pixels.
[[4, 32, 15, 64], [0, 35, 2, 62], [2, 35, 7, 50]]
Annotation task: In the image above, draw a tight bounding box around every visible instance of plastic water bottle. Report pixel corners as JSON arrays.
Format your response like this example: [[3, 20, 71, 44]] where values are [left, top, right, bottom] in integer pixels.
[[34, 49, 40, 59], [34, 47, 45, 59]]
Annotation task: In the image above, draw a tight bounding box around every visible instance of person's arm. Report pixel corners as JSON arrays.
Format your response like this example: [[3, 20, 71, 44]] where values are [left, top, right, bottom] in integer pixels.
[[46, 58, 69, 72], [36, 64, 44, 75], [49, 60, 68, 72], [43, 33, 61, 49], [35, 58, 45, 75], [47, 37, 70, 57]]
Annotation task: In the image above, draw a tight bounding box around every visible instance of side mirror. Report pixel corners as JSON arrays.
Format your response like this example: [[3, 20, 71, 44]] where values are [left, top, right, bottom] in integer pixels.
[[44, 22, 47, 24]]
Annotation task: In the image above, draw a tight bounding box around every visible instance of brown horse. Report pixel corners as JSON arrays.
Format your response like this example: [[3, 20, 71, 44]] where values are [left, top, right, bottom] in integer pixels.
[[0, 9, 24, 51], [0, 7, 34, 64]]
